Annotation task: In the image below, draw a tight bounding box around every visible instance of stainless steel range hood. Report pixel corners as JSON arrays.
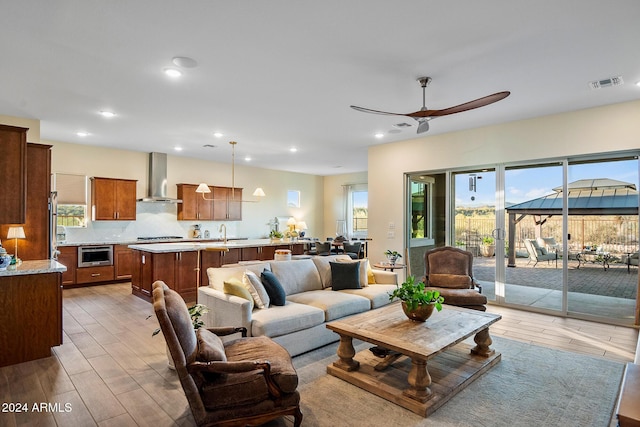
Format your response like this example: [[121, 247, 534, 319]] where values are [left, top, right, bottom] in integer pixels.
[[137, 152, 182, 203]]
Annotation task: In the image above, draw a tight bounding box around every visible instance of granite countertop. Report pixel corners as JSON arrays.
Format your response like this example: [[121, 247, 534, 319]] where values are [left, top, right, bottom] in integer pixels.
[[0, 260, 67, 277], [57, 237, 247, 247], [128, 238, 308, 253]]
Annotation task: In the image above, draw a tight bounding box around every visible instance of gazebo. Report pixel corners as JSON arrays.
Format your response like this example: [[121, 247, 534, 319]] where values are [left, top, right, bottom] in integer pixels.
[[505, 178, 639, 267]]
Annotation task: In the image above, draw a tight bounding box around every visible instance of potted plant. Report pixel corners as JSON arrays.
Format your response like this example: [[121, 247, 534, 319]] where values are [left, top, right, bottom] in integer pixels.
[[480, 236, 495, 257], [152, 303, 209, 369], [269, 230, 284, 242], [388, 275, 444, 322], [384, 249, 402, 265]]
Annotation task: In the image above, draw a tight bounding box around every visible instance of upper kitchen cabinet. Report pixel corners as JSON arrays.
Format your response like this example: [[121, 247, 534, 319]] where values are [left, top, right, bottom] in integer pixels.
[[0, 125, 27, 224], [91, 177, 137, 220], [177, 183, 213, 220], [213, 186, 242, 220]]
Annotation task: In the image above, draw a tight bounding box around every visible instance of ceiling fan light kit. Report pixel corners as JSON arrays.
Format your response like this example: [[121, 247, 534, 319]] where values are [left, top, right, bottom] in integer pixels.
[[196, 141, 266, 203], [351, 76, 510, 134]]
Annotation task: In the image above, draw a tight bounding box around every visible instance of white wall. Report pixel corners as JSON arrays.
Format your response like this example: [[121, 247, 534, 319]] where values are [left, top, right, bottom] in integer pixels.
[[367, 100, 640, 271], [45, 140, 325, 242], [322, 172, 367, 240], [0, 114, 40, 142]]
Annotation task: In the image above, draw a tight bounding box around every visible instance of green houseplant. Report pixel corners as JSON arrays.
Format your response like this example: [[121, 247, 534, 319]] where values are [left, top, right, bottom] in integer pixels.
[[388, 275, 444, 322], [384, 249, 402, 265]]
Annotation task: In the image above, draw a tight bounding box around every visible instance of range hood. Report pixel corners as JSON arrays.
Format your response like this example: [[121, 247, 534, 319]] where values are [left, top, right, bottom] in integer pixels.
[[137, 152, 182, 203]]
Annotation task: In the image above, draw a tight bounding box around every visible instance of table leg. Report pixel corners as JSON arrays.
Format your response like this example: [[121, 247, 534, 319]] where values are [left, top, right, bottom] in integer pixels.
[[471, 328, 495, 357], [332, 334, 359, 372], [403, 358, 432, 403]]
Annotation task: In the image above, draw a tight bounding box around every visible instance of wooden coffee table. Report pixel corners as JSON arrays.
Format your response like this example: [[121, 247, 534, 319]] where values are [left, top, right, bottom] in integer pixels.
[[326, 302, 501, 417]]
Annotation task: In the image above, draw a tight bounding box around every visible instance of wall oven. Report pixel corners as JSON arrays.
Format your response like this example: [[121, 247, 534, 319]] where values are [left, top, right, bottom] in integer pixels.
[[78, 245, 113, 267]]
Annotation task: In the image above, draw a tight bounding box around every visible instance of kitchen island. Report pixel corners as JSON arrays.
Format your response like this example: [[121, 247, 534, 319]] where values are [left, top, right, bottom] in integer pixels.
[[0, 260, 66, 367], [128, 239, 306, 302]]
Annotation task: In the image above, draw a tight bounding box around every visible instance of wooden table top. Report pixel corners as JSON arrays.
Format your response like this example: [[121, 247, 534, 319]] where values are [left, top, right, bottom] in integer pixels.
[[326, 302, 501, 361]]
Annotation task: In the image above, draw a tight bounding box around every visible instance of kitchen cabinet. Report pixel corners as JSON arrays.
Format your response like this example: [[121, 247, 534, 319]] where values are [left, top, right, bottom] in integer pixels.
[[0, 143, 51, 260], [114, 244, 133, 280], [76, 265, 115, 284], [91, 177, 137, 220], [177, 183, 213, 220], [132, 250, 199, 302], [0, 125, 27, 224], [199, 248, 241, 287], [213, 186, 242, 220], [57, 246, 77, 286]]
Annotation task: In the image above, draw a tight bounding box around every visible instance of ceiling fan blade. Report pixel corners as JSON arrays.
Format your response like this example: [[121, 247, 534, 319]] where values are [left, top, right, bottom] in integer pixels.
[[350, 105, 406, 116], [408, 91, 511, 118]]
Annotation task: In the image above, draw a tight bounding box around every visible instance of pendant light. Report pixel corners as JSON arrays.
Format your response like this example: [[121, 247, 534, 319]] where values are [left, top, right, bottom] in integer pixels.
[[196, 141, 266, 202]]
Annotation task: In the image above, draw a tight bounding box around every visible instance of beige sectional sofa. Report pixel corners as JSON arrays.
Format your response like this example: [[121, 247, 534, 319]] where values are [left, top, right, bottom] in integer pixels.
[[197, 255, 398, 356]]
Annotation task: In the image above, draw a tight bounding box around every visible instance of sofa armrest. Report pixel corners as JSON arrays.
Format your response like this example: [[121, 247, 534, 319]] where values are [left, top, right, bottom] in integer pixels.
[[372, 270, 397, 285], [197, 287, 254, 339]]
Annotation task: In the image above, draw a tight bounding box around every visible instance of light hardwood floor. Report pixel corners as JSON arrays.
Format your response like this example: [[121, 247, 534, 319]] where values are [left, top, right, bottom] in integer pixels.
[[0, 282, 637, 426]]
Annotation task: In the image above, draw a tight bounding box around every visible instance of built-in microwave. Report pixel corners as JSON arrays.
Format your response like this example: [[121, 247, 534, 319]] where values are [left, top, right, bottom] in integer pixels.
[[78, 245, 113, 267]]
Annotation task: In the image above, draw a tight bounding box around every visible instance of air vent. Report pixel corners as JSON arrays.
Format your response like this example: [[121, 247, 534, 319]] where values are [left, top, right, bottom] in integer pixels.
[[203, 144, 216, 148], [393, 122, 413, 128], [588, 76, 624, 89]]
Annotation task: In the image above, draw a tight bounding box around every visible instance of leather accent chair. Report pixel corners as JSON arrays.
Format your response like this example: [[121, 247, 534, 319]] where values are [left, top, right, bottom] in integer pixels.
[[423, 246, 487, 311], [152, 281, 302, 427]]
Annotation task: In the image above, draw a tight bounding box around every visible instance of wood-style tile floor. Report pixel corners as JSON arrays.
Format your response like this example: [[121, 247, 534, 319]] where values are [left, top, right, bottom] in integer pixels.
[[0, 283, 637, 426]]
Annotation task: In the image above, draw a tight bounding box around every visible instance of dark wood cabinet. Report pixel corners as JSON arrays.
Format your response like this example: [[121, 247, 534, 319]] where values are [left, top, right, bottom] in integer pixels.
[[132, 250, 198, 303], [91, 177, 137, 220], [177, 183, 214, 220], [0, 271, 63, 367], [0, 143, 51, 261], [76, 265, 115, 284], [57, 246, 77, 286], [213, 186, 242, 220], [114, 244, 133, 280], [0, 125, 27, 224]]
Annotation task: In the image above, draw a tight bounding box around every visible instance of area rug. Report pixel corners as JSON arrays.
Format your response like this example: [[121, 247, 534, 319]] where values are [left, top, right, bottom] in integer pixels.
[[276, 336, 624, 427]]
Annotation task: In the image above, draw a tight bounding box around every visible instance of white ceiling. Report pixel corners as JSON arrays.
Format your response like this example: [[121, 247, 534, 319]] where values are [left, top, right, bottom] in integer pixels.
[[1, 1, 639, 176]]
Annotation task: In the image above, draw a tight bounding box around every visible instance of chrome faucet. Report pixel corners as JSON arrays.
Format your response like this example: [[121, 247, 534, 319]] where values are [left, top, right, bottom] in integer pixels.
[[219, 224, 227, 244]]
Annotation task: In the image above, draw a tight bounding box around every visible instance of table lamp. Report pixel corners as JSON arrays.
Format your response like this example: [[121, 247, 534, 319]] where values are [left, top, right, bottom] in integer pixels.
[[7, 226, 25, 262]]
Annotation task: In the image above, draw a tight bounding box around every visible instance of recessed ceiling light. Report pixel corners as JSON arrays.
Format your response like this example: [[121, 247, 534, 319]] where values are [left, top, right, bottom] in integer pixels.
[[213, 132, 223, 138], [290, 147, 298, 153], [172, 56, 198, 68], [636, 81, 640, 87], [76, 131, 90, 137], [244, 156, 252, 162], [174, 146, 183, 151], [164, 68, 182, 78], [374, 132, 384, 139], [99, 110, 116, 118]]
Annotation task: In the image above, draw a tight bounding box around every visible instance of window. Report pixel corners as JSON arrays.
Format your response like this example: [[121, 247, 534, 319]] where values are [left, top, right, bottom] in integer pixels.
[[287, 190, 300, 208], [410, 176, 434, 241], [54, 173, 88, 227], [345, 184, 368, 238]]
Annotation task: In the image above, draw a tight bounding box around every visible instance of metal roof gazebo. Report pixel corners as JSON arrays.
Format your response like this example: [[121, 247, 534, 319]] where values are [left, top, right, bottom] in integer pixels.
[[505, 178, 639, 267]]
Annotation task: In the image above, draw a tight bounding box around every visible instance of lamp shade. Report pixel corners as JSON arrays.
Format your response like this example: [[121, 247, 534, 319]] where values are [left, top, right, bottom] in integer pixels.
[[252, 187, 266, 197], [296, 221, 308, 230], [7, 226, 25, 240], [287, 217, 297, 226], [195, 183, 211, 194]]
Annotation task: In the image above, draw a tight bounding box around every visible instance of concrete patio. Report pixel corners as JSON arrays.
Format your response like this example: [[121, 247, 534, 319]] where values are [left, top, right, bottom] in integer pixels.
[[473, 255, 638, 325]]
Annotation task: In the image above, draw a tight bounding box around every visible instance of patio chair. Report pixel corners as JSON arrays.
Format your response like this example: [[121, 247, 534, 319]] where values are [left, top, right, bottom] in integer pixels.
[[422, 246, 487, 311], [524, 239, 557, 267], [152, 281, 302, 427], [623, 252, 638, 274]]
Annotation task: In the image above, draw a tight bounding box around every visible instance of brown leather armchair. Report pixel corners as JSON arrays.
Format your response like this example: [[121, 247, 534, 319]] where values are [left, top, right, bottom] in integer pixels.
[[152, 281, 302, 427], [423, 246, 487, 311]]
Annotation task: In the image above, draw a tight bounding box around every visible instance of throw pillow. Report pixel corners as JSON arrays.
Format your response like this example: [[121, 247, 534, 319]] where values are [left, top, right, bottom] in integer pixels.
[[330, 261, 361, 291], [365, 259, 377, 284], [261, 270, 286, 306], [242, 270, 270, 308], [428, 273, 472, 289], [335, 258, 368, 287], [223, 279, 254, 310], [196, 328, 227, 362]]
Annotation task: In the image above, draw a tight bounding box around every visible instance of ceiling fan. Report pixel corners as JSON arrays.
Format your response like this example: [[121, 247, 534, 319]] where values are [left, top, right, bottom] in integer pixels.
[[350, 77, 510, 134]]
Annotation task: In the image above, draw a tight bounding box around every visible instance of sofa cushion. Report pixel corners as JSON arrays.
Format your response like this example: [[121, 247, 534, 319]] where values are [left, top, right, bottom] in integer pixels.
[[330, 261, 361, 290], [287, 290, 370, 321], [223, 279, 255, 310], [338, 284, 398, 309], [311, 254, 356, 288], [335, 258, 368, 287], [207, 262, 271, 291], [243, 271, 270, 309], [251, 302, 325, 337], [196, 328, 227, 362], [261, 270, 287, 306], [269, 259, 323, 295], [426, 287, 487, 306], [428, 273, 472, 289]]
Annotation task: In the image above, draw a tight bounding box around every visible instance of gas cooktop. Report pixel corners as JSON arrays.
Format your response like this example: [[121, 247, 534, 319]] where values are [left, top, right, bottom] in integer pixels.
[[136, 236, 184, 241]]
